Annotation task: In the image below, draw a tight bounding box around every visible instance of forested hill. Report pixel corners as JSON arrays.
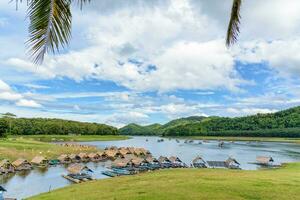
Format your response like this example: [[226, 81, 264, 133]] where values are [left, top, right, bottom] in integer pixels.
[[120, 116, 207, 135], [120, 106, 300, 137], [0, 116, 118, 137]]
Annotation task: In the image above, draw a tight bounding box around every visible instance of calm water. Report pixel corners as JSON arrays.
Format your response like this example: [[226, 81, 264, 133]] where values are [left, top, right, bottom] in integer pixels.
[[1, 136, 300, 199]]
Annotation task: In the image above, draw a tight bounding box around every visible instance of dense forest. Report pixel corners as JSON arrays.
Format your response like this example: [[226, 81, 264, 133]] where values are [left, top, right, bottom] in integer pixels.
[[0, 113, 118, 137], [120, 106, 300, 137]]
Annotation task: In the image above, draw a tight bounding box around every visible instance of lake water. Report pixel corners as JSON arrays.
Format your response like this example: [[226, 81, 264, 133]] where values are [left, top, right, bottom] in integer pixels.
[[1, 136, 300, 199]]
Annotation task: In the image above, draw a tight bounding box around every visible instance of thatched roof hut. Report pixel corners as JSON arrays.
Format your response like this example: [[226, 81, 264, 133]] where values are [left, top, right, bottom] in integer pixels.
[[225, 157, 240, 169], [58, 154, 71, 163], [145, 156, 158, 163], [31, 156, 49, 166], [67, 164, 93, 175], [131, 157, 147, 166], [192, 156, 206, 168], [256, 156, 274, 165], [104, 149, 120, 159], [69, 154, 81, 162], [12, 159, 32, 171], [127, 147, 135, 154], [119, 148, 130, 156], [169, 156, 182, 163], [158, 156, 171, 164], [0, 159, 15, 173], [78, 153, 90, 162], [105, 146, 118, 150], [112, 158, 131, 168], [88, 153, 103, 162]]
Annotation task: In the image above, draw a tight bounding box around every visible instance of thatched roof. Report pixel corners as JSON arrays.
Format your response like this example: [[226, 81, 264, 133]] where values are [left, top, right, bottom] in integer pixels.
[[97, 151, 105, 156], [127, 147, 135, 154], [12, 159, 31, 167], [69, 154, 80, 160], [256, 156, 274, 164], [119, 148, 130, 156], [131, 157, 146, 166], [67, 164, 92, 174], [169, 156, 182, 163], [58, 154, 70, 160], [105, 149, 119, 158], [105, 146, 118, 150], [0, 159, 12, 167], [123, 154, 137, 160], [88, 153, 100, 159], [158, 156, 170, 163], [112, 158, 131, 167], [225, 157, 240, 165], [31, 156, 48, 165], [192, 156, 205, 164], [78, 153, 89, 159]]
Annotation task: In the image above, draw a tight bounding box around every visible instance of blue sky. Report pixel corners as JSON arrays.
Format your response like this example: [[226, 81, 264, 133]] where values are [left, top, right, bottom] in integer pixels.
[[0, 0, 300, 127]]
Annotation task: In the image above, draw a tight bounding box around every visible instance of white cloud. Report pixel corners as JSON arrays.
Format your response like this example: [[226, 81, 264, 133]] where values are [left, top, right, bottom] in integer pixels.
[[16, 99, 42, 108], [6, 0, 246, 93], [226, 107, 278, 116], [105, 111, 149, 127], [235, 39, 300, 77], [24, 83, 50, 89], [0, 79, 11, 91]]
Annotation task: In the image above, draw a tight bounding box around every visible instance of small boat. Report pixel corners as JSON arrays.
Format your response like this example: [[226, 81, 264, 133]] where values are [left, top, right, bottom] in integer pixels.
[[102, 170, 119, 177], [112, 168, 131, 175], [49, 159, 60, 166], [218, 141, 225, 148]]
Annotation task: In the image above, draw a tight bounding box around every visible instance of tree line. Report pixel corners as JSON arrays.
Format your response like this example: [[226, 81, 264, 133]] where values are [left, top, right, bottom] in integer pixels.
[[121, 106, 300, 138], [0, 114, 118, 137]]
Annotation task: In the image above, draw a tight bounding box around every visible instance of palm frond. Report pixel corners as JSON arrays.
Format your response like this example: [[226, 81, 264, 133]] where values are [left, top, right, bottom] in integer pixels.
[[226, 0, 242, 47], [26, 0, 72, 64]]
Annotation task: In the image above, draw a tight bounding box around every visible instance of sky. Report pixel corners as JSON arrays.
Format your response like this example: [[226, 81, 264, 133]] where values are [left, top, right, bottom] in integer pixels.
[[0, 0, 300, 127]]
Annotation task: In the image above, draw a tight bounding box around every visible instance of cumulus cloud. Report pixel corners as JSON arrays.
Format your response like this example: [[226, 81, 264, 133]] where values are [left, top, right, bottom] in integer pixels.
[[226, 107, 278, 116], [0, 79, 42, 108], [235, 39, 300, 77], [16, 99, 42, 108], [105, 111, 149, 127]]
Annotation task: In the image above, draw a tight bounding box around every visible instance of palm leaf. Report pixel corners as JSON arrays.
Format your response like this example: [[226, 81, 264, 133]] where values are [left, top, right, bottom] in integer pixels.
[[26, 0, 72, 64], [226, 0, 242, 47], [14, 0, 90, 64]]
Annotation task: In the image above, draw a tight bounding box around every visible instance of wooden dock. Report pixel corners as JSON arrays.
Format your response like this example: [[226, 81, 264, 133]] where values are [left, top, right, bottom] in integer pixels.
[[62, 175, 81, 183]]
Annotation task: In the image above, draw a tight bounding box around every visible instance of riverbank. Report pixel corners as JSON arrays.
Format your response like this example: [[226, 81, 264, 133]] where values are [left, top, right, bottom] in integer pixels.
[[28, 162, 300, 200], [0, 135, 129, 160], [168, 136, 300, 144], [10, 135, 129, 142]]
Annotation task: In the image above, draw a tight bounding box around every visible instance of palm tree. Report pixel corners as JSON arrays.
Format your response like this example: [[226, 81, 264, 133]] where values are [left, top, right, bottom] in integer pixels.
[[15, 0, 242, 64]]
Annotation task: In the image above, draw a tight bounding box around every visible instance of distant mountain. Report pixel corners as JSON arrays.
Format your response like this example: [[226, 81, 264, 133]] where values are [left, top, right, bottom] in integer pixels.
[[120, 123, 162, 135], [120, 116, 207, 135], [120, 106, 300, 137]]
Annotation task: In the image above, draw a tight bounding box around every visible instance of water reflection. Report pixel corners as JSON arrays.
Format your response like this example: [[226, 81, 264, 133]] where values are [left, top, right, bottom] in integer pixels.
[[0, 136, 299, 199]]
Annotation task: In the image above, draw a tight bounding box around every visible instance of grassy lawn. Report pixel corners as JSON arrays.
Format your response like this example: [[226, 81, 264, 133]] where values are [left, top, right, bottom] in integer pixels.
[[28, 162, 300, 200], [9, 135, 129, 142], [174, 136, 300, 143], [0, 135, 128, 160]]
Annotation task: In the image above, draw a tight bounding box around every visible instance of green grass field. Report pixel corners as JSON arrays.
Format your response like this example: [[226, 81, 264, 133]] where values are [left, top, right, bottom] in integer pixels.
[[9, 134, 129, 142], [28, 162, 300, 200], [175, 136, 300, 143], [0, 135, 128, 160]]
